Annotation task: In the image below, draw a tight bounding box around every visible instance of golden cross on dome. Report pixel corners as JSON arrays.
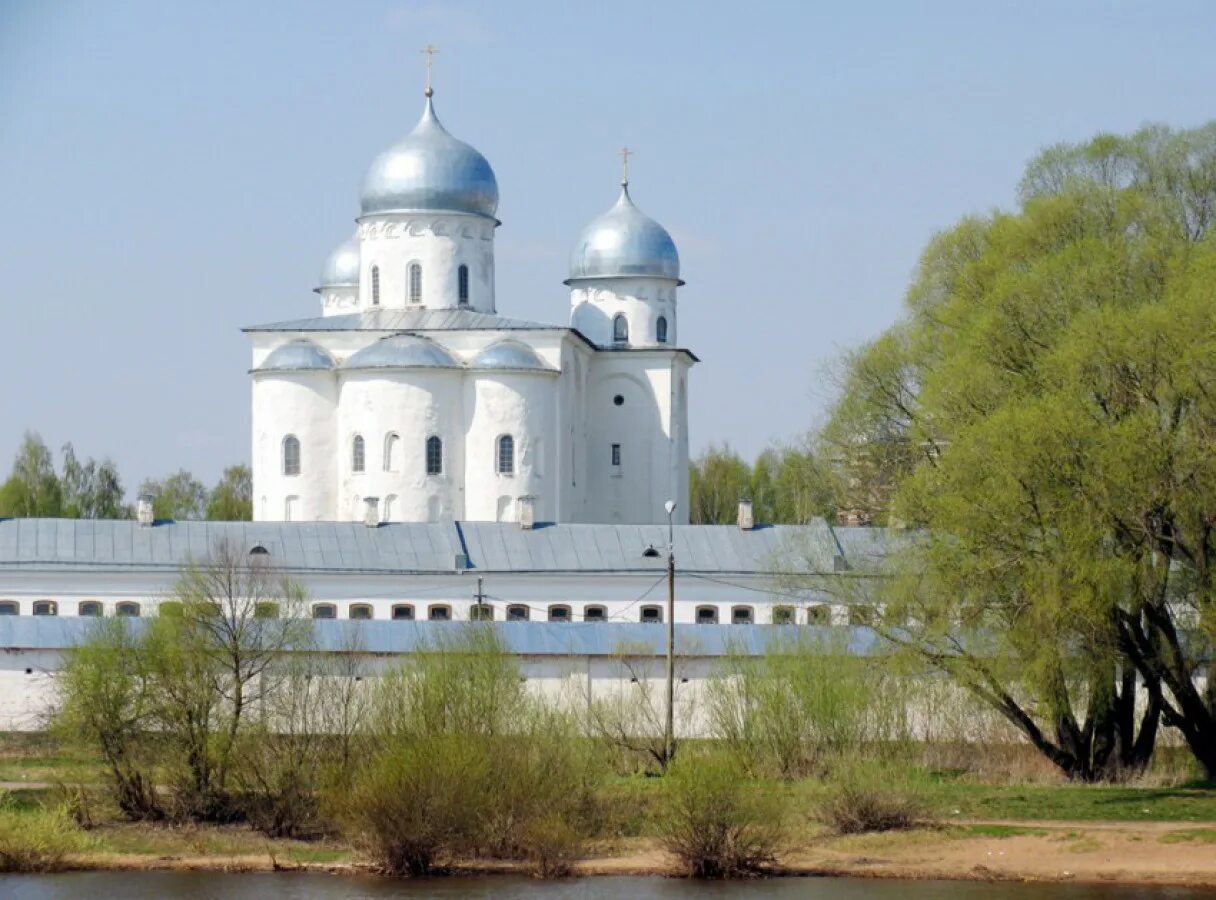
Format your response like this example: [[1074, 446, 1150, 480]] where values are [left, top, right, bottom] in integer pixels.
[[422, 44, 438, 96], [619, 146, 633, 185]]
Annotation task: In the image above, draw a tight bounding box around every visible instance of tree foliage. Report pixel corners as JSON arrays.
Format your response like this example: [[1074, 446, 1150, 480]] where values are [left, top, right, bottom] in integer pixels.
[[205, 464, 253, 521], [822, 123, 1216, 780], [689, 443, 836, 524]]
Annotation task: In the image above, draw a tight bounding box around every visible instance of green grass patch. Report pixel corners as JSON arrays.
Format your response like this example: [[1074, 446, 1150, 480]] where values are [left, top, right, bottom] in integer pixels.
[[921, 779, 1216, 823], [1159, 828, 1216, 845], [950, 823, 1049, 838]]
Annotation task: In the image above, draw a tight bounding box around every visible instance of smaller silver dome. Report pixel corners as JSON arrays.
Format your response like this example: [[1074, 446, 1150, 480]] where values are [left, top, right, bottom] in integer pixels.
[[319, 233, 360, 288], [470, 339, 555, 372], [257, 340, 336, 373], [343, 333, 460, 370], [567, 183, 682, 284]]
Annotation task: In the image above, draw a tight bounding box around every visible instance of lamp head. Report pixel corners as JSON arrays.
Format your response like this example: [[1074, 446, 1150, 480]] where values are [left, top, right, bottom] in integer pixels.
[[664, 500, 676, 516]]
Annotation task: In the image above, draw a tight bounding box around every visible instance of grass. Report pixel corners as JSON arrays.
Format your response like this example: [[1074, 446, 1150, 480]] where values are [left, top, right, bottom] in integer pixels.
[[1159, 828, 1216, 845], [949, 824, 1049, 838], [920, 779, 1216, 823]]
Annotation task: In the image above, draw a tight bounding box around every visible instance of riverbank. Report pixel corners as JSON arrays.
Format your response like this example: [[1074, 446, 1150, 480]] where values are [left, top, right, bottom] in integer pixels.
[[37, 819, 1216, 888]]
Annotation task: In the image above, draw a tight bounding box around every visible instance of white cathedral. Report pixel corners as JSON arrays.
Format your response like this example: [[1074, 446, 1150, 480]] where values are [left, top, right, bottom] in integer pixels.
[[246, 82, 694, 525]]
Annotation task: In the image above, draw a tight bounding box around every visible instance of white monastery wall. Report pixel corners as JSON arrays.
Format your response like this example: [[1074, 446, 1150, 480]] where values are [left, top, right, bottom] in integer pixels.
[[570, 277, 678, 348], [252, 372, 338, 522]]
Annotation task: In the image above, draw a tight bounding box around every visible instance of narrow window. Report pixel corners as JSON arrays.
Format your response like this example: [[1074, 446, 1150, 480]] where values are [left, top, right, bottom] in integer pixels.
[[312, 603, 336, 620], [383, 494, 396, 521], [584, 605, 607, 622], [33, 600, 57, 617], [470, 603, 494, 621], [458, 264, 469, 304], [384, 433, 400, 472], [695, 605, 718, 625], [497, 435, 515, 475], [408, 262, 422, 303], [371, 265, 380, 305], [428, 604, 451, 621], [731, 606, 754, 625], [548, 605, 571, 622], [772, 605, 795, 625], [392, 604, 415, 621], [610, 443, 621, 467], [0, 601, 17, 615], [656, 315, 668, 343], [640, 605, 662, 624], [115, 602, 141, 618], [613, 314, 628, 344], [349, 603, 373, 620], [78, 601, 103, 617], [283, 435, 301, 476], [352, 435, 365, 473], [506, 604, 530, 621], [284, 495, 298, 521], [426, 436, 443, 475]]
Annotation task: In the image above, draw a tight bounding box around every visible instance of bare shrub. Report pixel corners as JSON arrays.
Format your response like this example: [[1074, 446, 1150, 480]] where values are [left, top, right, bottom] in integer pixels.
[[818, 763, 930, 834], [658, 750, 788, 878]]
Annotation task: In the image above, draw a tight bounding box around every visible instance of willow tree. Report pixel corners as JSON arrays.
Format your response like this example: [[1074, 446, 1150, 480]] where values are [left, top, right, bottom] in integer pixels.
[[822, 124, 1216, 780]]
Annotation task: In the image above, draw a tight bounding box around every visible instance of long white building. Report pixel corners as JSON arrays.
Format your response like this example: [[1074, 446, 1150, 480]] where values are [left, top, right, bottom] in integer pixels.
[[248, 82, 694, 526]]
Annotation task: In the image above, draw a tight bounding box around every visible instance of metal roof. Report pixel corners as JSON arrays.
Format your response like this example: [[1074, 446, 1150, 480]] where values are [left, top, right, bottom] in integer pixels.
[[0, 518, 883, 577], [0, 617, 885, 658], [243, 308, 559, 334]]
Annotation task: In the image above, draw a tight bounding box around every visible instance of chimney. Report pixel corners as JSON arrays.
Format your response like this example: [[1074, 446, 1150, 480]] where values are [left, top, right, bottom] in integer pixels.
[[517, 495, 536, 530], [363, 496, 380, 528], [136, 493, 155, 527], [737, 498, 755, 531]]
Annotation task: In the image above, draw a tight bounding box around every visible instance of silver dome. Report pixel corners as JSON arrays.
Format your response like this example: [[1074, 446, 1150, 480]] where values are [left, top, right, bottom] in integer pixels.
[[343, 333, 460, 370], [566, 184, 681, 284], [257, 340, 336, 373], [470, 339, 555, 372], [319, 233, 360, 288], [360, 95, 498, 220]]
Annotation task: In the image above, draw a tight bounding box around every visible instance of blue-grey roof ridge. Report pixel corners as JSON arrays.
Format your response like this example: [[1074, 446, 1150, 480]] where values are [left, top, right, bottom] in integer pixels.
[[243, 308, 559, 333]]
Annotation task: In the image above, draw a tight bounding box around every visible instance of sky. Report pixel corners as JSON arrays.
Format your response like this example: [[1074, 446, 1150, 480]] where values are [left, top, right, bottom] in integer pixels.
[[1, 1, 1214, 493]]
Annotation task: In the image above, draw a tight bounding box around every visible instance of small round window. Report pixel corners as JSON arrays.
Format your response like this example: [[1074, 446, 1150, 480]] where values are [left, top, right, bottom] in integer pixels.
[[613, 395, 624, 406]]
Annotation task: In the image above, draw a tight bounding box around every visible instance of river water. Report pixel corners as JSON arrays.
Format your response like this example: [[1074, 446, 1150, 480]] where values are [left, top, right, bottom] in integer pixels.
[[0, 873, 1212, 899]]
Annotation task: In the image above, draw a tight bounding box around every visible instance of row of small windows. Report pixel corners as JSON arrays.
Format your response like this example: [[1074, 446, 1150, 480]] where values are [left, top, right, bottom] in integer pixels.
[[368, 264, 469, 306], [612, 315, 668, 344], [0, 601, 142, 617], [287, 433, 514, 477]]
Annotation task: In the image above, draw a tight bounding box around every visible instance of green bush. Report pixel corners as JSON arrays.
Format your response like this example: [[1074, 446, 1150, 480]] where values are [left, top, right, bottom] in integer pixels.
[[657, 750, 788, 878], [818, 762, 930, 834], [0, 801, 89, 873]]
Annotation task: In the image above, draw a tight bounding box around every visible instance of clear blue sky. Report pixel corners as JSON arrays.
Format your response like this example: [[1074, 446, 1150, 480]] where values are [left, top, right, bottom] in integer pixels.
[[2, 1, 1213, 492]]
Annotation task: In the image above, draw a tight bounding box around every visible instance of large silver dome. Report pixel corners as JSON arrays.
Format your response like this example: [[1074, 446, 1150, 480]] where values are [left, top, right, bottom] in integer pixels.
[[256, 340, 336, 373], [360, 95, 498, 220], [319, 233, 360, 288], [567, 184, 681, 284], [343, 333, 460, 370]]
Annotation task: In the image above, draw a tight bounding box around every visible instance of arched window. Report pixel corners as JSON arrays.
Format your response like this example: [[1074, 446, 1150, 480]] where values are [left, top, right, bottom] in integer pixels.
[[391, 604, 415, 621], [282, 435, 301, 476], [640, 605, 663, 624], [656, 315, 668, 343], [78, 601, 103, 617], [349, 603, 373, 620], [613, 314, 629, 343], [115, 602, 141, 618], [426, 436, 443, 475], [496, 435, 514, 475], [384, 433, 400, 472], [548, 604, 571, 623], [383, 494, 396, 521], [371, 265, 380, 305], [352, 435, 365, 473], [772, 605, 795, 625], [807, 605, 831, 625], [33, 600, 57, 617], [311, 603, 336, 620], [731, 606, 754, 625], [428, 604, 451, 621], [506, 604, 529, 621], [470, 603, 494, 621], [695, 605, 718, 625], [583, 605, 607, 622], [408, 262, 422, 303], [458, 264, 470, 304], [0, 601, 16, 616]]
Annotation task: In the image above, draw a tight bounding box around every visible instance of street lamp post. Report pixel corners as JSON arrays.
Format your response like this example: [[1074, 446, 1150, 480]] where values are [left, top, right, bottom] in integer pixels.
[[644, 499, 678, 768]]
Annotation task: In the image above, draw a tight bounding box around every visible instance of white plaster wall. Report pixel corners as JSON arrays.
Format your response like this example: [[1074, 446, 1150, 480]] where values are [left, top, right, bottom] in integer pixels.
[[570, 277, 678, 348], [337, 370, 464, 522], [320, 284, 359, 317], [463, 372, 557, 522], [252, 372, 339, 521], [357, 213, 496, 312]]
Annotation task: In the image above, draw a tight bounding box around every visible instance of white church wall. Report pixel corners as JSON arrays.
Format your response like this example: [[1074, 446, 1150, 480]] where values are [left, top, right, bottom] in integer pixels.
[[570, 277, 678, 348], [337, 370, 465, 522], [357, 213, 496, 313], [462, 371, 558, 522], [252, 372, 338, 521], [320, 284, 359, 317]]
